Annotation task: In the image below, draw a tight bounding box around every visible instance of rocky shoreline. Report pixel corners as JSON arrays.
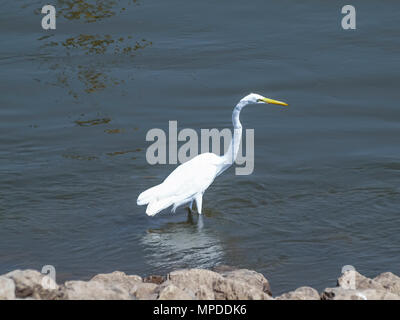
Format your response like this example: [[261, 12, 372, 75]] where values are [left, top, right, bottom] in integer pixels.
[[1, 266, 399, 300]]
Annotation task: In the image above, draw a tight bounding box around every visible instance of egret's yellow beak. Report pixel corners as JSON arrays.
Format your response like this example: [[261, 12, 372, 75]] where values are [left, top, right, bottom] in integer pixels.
[[259, 97, 288, 106]]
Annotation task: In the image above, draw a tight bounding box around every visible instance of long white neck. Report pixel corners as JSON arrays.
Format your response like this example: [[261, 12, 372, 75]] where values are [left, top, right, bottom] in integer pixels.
[[219, 99, 247, 173]]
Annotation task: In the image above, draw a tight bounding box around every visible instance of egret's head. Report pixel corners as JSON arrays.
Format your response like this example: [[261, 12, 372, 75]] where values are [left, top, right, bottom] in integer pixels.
[[241, 93, 288, 107]]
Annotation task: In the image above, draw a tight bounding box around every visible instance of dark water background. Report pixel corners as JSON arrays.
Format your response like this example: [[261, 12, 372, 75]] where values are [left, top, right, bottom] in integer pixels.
[[1, 0, 399, 294]]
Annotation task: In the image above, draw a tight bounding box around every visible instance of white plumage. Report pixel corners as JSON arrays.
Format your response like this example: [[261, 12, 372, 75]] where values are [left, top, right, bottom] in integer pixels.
[[137, 93, 288, 216], [137, 153, 222, 216]]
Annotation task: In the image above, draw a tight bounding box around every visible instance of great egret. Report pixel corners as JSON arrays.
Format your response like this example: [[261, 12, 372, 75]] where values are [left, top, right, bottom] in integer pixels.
[[137, 93, 288, 216]]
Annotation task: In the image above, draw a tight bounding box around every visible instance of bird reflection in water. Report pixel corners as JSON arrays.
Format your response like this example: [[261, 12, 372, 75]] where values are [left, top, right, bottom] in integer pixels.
[[141, 211, 222, 271]]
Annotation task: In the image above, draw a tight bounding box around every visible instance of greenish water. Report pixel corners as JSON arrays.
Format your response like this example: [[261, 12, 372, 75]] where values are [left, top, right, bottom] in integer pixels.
[[1, 0, 400, 294]]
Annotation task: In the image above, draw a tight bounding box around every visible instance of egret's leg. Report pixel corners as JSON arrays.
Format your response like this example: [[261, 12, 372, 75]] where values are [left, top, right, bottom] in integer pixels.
[[197, 214, 204, 230], [195, 194, 203, 214], [186, 209, 194, 224], [189, 200, 193, 211]]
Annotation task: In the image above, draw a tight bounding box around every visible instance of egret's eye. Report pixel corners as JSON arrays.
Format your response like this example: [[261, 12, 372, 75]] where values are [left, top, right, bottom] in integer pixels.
[[257, 99, 261, 102]]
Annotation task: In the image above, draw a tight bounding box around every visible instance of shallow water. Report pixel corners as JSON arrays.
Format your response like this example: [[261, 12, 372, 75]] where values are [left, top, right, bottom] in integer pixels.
[[1, 0, 400, 294]]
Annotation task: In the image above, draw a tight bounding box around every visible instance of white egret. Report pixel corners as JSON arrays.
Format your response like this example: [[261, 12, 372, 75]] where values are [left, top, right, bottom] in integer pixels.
[[137, 93, 288, 216]]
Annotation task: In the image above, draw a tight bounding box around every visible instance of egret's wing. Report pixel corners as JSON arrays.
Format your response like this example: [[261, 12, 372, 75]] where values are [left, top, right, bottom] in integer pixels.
[[161, 153, 220, 197], [138, 153, 222, 215]]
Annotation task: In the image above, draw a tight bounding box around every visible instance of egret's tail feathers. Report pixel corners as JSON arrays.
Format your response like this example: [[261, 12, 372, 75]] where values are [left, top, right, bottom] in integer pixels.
[[137, 184, 163, 205], [146, 197, 175, 216]]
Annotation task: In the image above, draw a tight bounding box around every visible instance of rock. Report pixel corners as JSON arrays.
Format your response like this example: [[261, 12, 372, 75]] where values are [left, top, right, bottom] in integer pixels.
[[216, 268, 271, 296], [337, 270, 385, 291], [276, 287, 320, 300], [168, 269, 217, 299], [214, 277, 273, 300], [0, 276, 16, 300], [131, 282, 159, 300], [91, 271, 142, 292], [4, 266, 398, 300], [322, 270, 400, 300], [321, 287, 400, 300], [373, 272, 400, 296], [5, 269, 65, 300], [90, 271, 159, 299], [157, 282, 194, 300], [144, 275, 165, 285], [64, 280, 132, 300], [167, 268, 272, 300]]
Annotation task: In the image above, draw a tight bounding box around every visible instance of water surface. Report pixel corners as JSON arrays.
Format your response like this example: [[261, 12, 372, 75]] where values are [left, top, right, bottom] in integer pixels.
[[1, 0, 400, 294]]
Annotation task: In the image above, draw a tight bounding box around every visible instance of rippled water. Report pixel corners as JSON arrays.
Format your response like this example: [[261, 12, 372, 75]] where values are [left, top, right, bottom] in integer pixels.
[[1, 0, 400, 294]]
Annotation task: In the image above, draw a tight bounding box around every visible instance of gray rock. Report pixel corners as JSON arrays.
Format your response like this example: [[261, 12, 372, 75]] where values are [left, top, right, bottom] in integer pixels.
[[90, 271, 159, 299], [322, 287, 400, 300], [157, 282, 194, 300], [168, 269, 217, 299], [131, 282, 159, 300], [0, 276, 16, 300], [5, 267, 398, 300], [64, 280, 133, 300], [91, 271, 142, 292], [5, 269, 65, 300], [276, 287, 320, 300], [167, 268, 272, 300], [373, 272, 400, 296], [322, 270, 400, 300], [143, 275, 165, 285], [337, 270, 385, 291], [214, 276, 273, 300], [216, 268, 271, 295]]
